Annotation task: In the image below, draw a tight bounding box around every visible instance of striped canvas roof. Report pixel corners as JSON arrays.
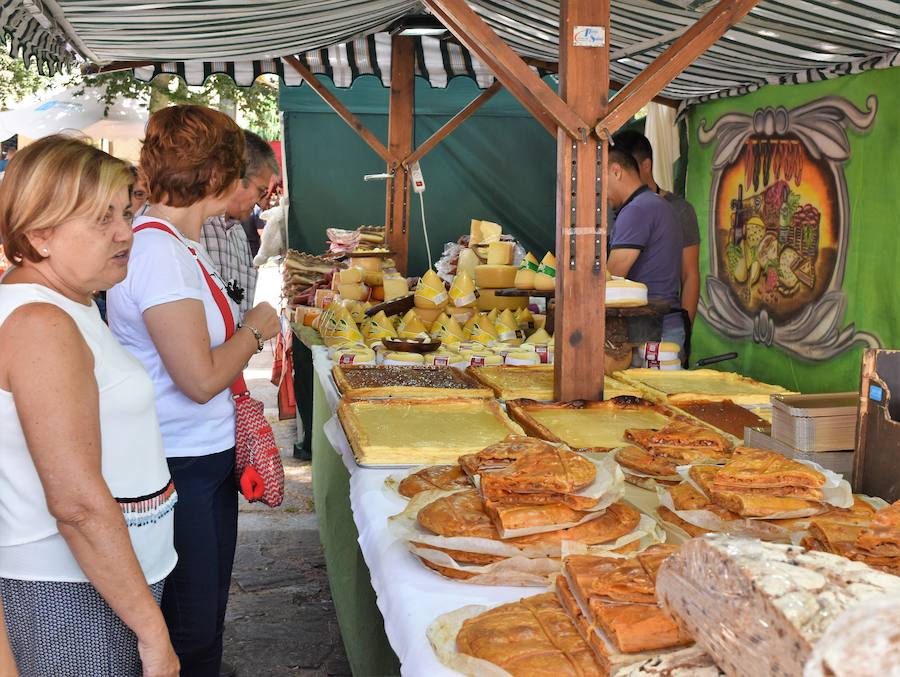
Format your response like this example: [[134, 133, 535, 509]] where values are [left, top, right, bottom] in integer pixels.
[[3, 0, 900, 104]]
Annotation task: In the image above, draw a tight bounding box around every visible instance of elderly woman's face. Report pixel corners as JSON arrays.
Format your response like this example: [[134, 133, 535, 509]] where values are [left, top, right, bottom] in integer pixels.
[[130, 177, 148, 216], [35, 189, 134, 294]]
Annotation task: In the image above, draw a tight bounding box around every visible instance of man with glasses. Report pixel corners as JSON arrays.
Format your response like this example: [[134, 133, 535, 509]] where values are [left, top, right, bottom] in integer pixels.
[[201, 130, 278, 319]]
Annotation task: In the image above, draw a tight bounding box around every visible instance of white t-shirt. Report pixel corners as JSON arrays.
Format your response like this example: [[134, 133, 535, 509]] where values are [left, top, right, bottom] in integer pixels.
[[0, 283, 177, 583], [108, 216, 238, 458]]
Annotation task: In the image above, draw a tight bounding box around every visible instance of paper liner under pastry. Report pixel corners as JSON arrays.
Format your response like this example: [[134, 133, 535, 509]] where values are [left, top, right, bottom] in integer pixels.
[[383, 464, 472, 500], [410, 546, 560, 586], [678, 460, 853, 518], [427, 605, 514, 677], [391, 489, 664, 559]]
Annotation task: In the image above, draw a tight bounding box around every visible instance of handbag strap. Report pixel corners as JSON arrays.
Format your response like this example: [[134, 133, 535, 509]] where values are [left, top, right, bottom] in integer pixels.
[[134, 221, 249, 397]]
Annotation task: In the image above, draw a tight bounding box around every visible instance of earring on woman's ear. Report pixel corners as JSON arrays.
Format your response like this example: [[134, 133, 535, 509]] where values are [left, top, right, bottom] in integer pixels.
[[42, 248, 49, 255]]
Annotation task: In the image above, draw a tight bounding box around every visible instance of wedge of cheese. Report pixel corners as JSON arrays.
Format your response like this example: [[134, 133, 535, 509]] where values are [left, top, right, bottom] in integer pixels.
[[448, 270, 477, 308], [474, 264, 517, 289], [414, 269, 448, 309], [476, 288, 528, 311], [382, 273, 409, 301], [486, 241, 514, 265], [456, 247, 480, 278], [534, 252, 557, 291]]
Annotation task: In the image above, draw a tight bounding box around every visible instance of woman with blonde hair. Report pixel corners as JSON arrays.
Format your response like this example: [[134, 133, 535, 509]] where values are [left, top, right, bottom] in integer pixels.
[[0, 135, 179, 676], [108, 105, 279, 677]]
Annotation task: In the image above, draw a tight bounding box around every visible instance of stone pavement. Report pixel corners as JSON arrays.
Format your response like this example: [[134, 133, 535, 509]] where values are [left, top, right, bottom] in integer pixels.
[[223, 266, 350, 676]]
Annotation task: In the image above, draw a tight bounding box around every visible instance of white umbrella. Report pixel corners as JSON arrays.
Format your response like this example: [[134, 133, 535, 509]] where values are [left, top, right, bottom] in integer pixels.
[[0, 87, 148, 141]]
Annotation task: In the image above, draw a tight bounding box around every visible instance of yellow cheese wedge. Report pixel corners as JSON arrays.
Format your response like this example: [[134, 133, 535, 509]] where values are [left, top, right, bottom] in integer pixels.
[[396, 308, 416, 333], [382, 273, 409, 302], [505, 350, 542, 365], [345, 301, 370, 325], [534, 252, 557, 291], [382, 351, 425, 365], [332, 345, 377, 365], [430, 314, 466, 344], [520, 251, 539, 272], [476, 288, 528, 311], [515, 308, 534, 329], [339, 267, 364, 284], [448, 270, 477, 308], [469, 219, 485, 245], [479, 220, 502, 244], [362, 270, 383, 287], [457, 248, 480, 278], [398, 315, 428, 339], [486, 308, 499, 324], [523, 327, 552, 345], [323, 316, 364, 348], [362, 311, 397, 341], [486, 241, 514, 265], [413, 306, 444, 328], [514, 268, 535, 290], [348, 256, 383, 272], [474, 264, 517, 289], [467, 316, 499, 346], [495, 309, 519, 342], [448, 305, 476, 324], [414, 269, 448, 309]]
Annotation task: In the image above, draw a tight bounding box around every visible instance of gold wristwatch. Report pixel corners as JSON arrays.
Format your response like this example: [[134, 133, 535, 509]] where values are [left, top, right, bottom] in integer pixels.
[[238, 323, 264, 353]]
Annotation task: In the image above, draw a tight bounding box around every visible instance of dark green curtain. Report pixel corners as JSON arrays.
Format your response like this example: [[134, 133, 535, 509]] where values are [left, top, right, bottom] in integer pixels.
[[280, 76, 558, 273]]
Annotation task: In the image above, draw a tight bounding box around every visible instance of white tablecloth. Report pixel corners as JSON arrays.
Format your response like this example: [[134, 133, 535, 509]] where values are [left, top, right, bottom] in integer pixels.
[[316, 347, 535, 676]]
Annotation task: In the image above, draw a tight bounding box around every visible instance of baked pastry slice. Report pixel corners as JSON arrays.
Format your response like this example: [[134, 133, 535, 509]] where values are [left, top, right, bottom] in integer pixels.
[[855, 500, 900, 556], [615, 446, 679, 477], [484, 499, 588, 533], [625, 420, 732, 454], [458, 434, 551, 479], [455, 592, 602, 676], [708, 488, 825, 519], [398, 465, 471, 498], [480, 444, 596, 495], [509, 501, 641, 548], [481, 486, 601, 510], [713, 446, 825, 489], [417, 489, 499, 540], [564, 555, 657, 605]]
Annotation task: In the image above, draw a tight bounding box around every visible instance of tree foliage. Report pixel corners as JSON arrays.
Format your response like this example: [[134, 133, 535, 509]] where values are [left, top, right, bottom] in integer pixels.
[[1, 41, 280, 140]]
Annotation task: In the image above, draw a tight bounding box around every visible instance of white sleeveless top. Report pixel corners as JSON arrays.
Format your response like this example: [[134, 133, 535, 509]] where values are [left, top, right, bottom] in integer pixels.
[[0, 283, 177, 584]]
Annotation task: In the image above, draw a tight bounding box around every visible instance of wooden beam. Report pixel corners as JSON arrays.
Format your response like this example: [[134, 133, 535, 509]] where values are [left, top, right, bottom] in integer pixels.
[[402, 81, 502, 167], [384, 37, 416, 275], [283, 55, 392, 163], [425, 0, 589, 139], [521, 57, 680, 109], [596, 0, 759, 135], [83, 60, 158, 75], [554, 0, 610, 402]]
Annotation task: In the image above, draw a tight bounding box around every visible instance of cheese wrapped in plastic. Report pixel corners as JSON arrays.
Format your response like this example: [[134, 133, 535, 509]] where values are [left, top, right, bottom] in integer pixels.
[[456, 248, 480, 278], [398, 314, 428, 339], [332, 345, 377, 365], [514, 251, 539, 290], [534, 252, 557, 291], [448, 270, 477, 308], [362, 310, 397, 342], [494, 309, 519, 342], [430, 313, 466, 345], [382, 351, 425, 365], [523, 327, 552, 345], [467, 315, 499, 346], [382, 272, 409, 301], [414, 269, 449, 309], [515, 307, 534, 330], [322, 306, 364, 348]]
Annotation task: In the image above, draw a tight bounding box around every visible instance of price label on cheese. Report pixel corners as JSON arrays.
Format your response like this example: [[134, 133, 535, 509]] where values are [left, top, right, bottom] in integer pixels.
[[339, 354, 355, 364]]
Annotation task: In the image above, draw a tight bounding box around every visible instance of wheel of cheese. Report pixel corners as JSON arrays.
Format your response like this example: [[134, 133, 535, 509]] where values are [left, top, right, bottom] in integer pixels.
[[381, 351, 425, 365], [476, 289, 528, 311], [606, 277, 648, 307], [474, 264, 517, 289], [641, 357, 683, 370], [505, 351, 542, 366]]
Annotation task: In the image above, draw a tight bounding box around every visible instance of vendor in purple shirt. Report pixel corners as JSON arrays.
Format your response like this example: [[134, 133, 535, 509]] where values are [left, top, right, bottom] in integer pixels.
[[606, 148, 686, 358]]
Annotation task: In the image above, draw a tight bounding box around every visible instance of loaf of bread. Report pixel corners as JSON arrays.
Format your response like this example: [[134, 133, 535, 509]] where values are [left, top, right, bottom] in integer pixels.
[[656, 534, 900, 677]]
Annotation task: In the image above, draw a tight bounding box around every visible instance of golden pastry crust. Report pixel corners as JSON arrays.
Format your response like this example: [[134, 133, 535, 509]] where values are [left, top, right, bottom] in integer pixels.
[[481, 486, 601, 511], [855, 500, 900, 556], [656, 506, 711, 538], [615, 445, 679, 477], [668, 479, 742, 522], [417, 489, 499, 540], [333, 364, 493, 399], [712, 446, 826, 489], [506, 397, 683, 452], [484, 499, 589, 533], [419, 557, 476, 580], [709, 489, 825, 518], [508, 501, 640, 547], [625, 420, 732, 454], [480, 445, 596, 496], [458, 434, 550, 479], [410, 542, 504, 565], [398, 465, 472, 498], [455, 592, 602, 676]]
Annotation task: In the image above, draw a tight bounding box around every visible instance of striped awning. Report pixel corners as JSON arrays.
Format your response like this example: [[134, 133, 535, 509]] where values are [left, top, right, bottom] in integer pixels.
[[3, 0, 900, 104]]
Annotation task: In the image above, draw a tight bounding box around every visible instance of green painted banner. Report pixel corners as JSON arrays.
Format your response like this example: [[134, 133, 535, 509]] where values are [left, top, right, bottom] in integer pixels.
[[687, 67, 899, 393]]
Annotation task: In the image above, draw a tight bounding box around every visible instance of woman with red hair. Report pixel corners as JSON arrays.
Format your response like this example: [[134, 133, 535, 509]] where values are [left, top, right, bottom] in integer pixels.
[[108, 106, 279, 677]]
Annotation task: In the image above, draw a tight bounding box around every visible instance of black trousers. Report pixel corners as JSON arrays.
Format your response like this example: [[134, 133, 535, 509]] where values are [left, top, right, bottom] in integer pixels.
[[161, 448, 238, 677]]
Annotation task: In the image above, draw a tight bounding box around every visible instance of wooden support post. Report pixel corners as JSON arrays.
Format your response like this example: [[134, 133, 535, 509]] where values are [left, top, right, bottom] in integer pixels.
[[283, 55, 392, 163], [385, 37, 415, 274], [402, 81, 502, 167], [554, 0, 610, 402], [596, 0, 759, 135], [425, 0, 588, 139]]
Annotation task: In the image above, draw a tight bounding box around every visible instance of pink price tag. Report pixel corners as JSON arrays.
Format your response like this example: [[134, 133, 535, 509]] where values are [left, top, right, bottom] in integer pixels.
[[646, 359, 661, 369], [433, 357, 449, 366], [339, 354, 355, 364], [471, 357, 486, 367], [536, 346, 549, 364], [644, 342, 660, 360]]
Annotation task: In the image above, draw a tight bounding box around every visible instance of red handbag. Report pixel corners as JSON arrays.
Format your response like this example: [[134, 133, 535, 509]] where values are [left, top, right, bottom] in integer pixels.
[[134, 221, 285, 506]]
